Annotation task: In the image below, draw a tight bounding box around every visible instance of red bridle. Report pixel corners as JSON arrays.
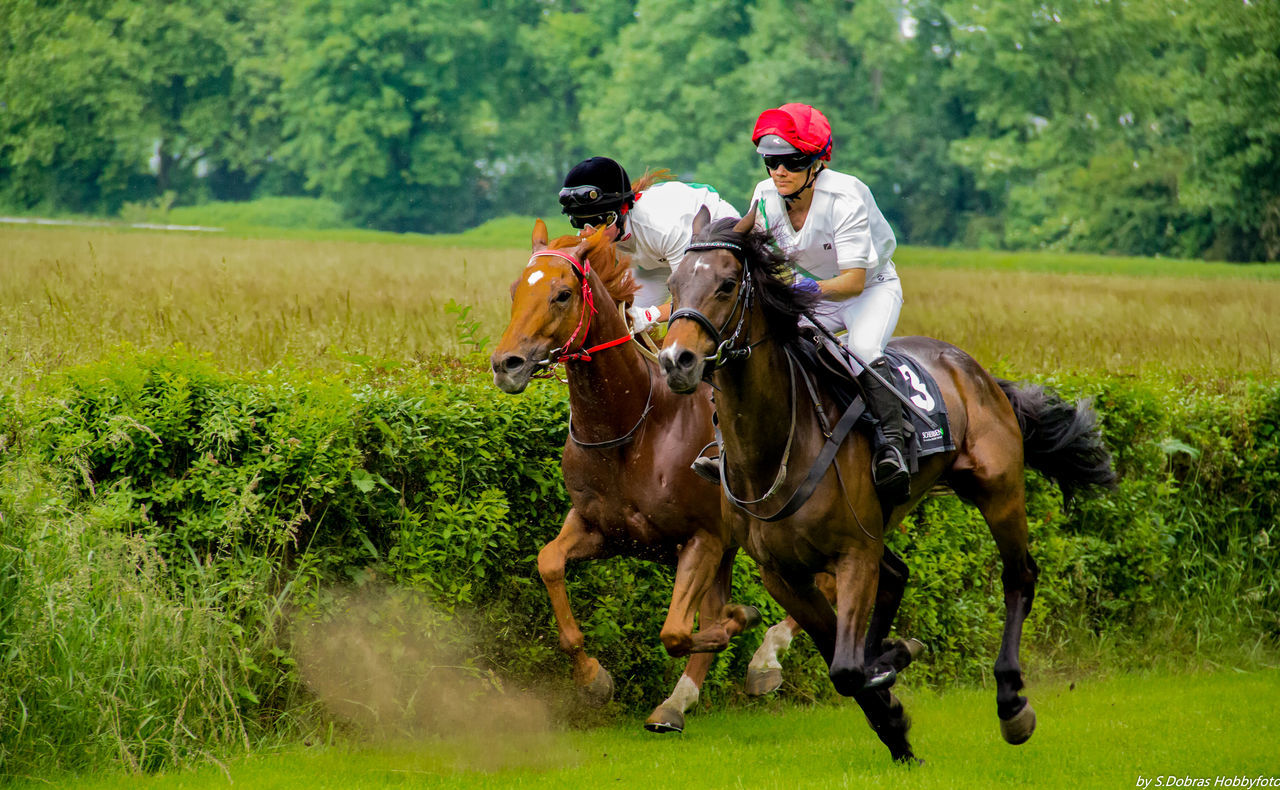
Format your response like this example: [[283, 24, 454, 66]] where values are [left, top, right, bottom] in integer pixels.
[[528, 249, 633, 372]]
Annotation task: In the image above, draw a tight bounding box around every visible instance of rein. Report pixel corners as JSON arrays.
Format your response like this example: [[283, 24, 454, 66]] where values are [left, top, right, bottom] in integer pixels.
[[717, 348, 867, 523], [672, 234, 866, 522], [528, 248, 654, 450]]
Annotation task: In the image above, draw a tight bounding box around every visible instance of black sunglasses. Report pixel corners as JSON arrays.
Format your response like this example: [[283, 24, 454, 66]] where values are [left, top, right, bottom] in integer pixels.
[[567, 211, 619, 230], [559, 184, 630, 210], [762, 153, 816, 173]]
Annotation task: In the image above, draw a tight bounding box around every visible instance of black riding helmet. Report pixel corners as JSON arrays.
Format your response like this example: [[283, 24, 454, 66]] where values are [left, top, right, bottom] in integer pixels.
[[560, 157, 636, 230]]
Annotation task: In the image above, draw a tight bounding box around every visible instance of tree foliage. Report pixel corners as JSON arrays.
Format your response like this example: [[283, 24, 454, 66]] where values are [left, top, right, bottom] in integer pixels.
[[1, 0, 1277, 259]]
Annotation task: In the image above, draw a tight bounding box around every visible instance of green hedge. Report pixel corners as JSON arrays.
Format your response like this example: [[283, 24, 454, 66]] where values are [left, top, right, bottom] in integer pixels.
[[1, 350, 1276, 775]]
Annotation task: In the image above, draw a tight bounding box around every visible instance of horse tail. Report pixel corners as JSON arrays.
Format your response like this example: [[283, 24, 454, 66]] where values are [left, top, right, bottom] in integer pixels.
[[996, 380, 1118, 504]]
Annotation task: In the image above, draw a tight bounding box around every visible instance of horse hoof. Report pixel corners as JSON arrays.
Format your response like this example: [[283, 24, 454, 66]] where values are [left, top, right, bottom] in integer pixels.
[[578, 663, 614, 707], [737, 605, 762, 630], [999, 701, 1036, 745], [642, 705, 685, 734], [905, 638, 926, 661], [745, 667, 783, 696], [864, 667, 897, 691]]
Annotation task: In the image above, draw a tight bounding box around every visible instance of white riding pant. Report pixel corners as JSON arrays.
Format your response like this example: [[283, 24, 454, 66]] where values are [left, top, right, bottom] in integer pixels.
[[632, 266, 671, 309], [805, 278, 903, 374]]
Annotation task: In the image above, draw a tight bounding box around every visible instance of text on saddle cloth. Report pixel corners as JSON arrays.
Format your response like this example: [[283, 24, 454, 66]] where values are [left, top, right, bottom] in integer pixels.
[[877, 349, 955, 468]]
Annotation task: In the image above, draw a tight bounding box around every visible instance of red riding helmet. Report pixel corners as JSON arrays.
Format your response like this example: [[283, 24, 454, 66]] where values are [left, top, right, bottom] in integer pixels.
[[752, 104, 833, 161]]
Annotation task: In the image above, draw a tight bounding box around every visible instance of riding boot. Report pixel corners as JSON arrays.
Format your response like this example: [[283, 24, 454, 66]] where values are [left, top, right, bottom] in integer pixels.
[[858, 357, 911, 506]]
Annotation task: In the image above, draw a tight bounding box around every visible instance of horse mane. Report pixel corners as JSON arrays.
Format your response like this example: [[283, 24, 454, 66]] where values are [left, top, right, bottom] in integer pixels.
[[632, 168, 677, 193], [692, 217, 822, 353], [548, 229, 639, 307]]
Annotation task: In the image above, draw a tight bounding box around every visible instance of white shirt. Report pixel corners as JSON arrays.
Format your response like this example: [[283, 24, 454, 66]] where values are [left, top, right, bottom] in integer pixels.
[[617, 181, 740, 274], [750, 169, 898, 285]]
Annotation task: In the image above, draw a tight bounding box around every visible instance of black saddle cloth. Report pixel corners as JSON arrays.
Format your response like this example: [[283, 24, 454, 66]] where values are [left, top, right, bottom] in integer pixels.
[[794, 332, 954, 472]]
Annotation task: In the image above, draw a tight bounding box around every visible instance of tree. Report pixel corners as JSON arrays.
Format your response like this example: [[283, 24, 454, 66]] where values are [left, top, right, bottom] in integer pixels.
[[0, 0, 149, 212], [581, 0, 755, 205], [1174, 0, 1280, 260], [274, 0, 507, 232]]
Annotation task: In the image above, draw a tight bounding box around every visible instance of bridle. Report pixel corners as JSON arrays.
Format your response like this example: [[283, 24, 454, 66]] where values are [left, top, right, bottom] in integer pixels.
[[528, 248, 634, 374], [527, 247, 654, 450], [667, 240, 764, 369], [667, 235, 872, 526]]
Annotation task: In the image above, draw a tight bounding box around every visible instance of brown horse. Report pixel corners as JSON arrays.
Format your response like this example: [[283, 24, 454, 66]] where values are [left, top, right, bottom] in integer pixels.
[[490, 222, 769, 733], [659, 215, 1116, 762]]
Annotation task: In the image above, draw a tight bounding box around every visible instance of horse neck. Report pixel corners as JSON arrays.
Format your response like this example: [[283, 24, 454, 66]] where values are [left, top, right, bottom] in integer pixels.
[[712, 308, 806, 494], [563, 271, 649, 439]]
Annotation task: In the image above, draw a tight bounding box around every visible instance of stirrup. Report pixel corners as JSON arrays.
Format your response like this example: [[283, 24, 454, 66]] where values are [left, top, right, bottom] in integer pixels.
[[691, 455, 721, 484], [873, 445, 911, 505]]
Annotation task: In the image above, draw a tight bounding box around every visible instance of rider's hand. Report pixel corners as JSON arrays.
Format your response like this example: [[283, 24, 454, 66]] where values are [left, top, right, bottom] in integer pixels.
[[793, 277, 822, 297], [628, 304, 662, 334]]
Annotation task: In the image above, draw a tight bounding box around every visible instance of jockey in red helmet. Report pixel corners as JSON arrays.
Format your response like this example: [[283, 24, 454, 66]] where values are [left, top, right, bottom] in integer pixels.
[[749, 103, 911, 505], [560, 157, 739, 335]]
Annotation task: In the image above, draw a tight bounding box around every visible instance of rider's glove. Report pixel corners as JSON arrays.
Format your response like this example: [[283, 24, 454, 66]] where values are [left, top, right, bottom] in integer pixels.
[[628, 304, 662, 334], [793, 277, 822, 297]]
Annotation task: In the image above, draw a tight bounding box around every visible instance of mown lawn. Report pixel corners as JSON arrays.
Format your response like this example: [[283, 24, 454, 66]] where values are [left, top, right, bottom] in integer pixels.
[[23, 668, 1276, 790]]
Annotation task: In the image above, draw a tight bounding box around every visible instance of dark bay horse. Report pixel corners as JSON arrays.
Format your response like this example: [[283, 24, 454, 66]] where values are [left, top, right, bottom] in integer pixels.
[[490, 222, 768, 733], [659, 215, 1116, 762]]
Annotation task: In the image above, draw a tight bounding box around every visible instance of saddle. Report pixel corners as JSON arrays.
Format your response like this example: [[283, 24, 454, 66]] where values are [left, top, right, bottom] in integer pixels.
[[792, 328, 954, 473]]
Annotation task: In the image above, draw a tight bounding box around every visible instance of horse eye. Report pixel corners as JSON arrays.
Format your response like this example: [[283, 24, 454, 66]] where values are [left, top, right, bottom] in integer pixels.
[[554, 289, 573, 303], [715, 278, 736, 295]]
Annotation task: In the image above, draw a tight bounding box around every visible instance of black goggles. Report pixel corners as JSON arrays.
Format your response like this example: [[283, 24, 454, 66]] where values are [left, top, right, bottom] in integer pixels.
[[762, 152, 817, 173], [558, 184, 630, 211], [567, 211, 619, 230]]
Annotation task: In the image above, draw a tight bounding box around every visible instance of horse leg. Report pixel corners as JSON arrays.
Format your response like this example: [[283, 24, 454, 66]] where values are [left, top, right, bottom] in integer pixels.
[[830, 549, 917, 763], [661, 534, 759, 657], [864, 548, 926, 688], [952, 463, 1040, 745], [645, 549, 742, 734], [756, 567, 837, 662], [745, 572, 836, 695], [537, 509, 612, 705]]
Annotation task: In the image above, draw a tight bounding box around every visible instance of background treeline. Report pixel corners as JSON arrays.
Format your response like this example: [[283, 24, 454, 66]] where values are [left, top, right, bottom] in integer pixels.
[[2, 0, 1278, 260], [1, 349, 1276, 773]]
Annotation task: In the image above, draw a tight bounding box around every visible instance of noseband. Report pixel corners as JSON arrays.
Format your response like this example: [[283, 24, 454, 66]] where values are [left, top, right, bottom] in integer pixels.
[[668, 240, 759, 368]]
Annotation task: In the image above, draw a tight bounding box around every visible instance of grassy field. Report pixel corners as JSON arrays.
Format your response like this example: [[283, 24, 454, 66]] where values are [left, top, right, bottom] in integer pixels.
[[2, 222, 1278, 786], [14, 668, 1277, 789], [3, 224, 1279, 383]]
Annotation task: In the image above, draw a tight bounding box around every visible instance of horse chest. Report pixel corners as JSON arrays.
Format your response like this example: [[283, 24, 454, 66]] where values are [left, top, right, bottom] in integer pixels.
[[744, 519, 832, 575]]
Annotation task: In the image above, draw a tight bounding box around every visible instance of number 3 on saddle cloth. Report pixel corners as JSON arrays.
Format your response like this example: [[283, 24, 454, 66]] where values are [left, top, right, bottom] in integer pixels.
[[877, 348, 955, 472], [802, 337, 954, 474]]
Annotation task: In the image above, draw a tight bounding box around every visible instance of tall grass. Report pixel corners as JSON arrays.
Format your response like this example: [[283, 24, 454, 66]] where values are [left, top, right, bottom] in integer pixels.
[[2, 226, 1278, 384], [0, 456, 308, 777]]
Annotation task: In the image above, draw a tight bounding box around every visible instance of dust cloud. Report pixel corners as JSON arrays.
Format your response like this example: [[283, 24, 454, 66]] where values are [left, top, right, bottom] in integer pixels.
[[291, 585, 564, 771]]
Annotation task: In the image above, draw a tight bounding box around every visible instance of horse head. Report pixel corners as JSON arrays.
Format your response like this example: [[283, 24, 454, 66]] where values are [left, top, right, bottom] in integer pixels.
[[491, 221, 633, 393], [660, 210, 760, 394]]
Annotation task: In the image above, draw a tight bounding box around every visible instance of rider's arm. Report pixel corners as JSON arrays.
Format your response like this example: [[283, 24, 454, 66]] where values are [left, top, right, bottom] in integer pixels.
[[818, 268, 867, 301], [823, 190, 874, 301]]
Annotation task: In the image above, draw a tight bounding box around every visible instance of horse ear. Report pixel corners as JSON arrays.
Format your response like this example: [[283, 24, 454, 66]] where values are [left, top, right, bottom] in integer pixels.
[[532, 219, 549, 251], [575, 223, 609, 261], [691, 205, 710, 236], [733, 206, 757, 236]]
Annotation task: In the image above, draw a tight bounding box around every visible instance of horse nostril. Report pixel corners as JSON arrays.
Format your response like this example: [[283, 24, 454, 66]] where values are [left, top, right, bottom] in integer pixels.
[[677, 349, 696, 371], [502, 355, 526, 372]]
